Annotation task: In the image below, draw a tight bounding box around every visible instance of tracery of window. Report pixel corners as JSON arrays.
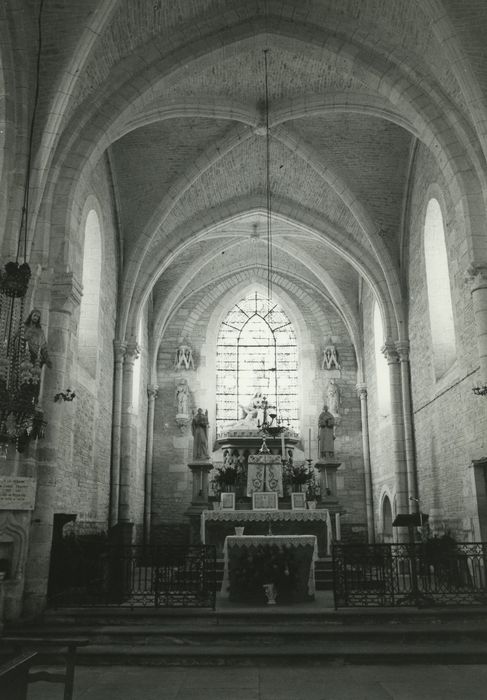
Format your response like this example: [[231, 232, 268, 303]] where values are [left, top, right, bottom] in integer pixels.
[[216, 292, 298, 437], [423, 198, 456, 380]]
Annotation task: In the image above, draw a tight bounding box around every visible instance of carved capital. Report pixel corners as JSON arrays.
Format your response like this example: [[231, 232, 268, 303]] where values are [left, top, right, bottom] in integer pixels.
[[395, 340, 410, 362], [51, 271, 83, 314], [381, 338, 399, 364], [465, 263, 487, 292], [113, 340, 127, 364], [126, 341, 141, 361], [147, 384, 159, 400], [355, 382, 367, 400]]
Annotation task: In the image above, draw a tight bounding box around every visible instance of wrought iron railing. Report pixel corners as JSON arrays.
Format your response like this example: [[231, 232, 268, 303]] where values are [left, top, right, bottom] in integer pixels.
[[333, 542, 487, 608], [48, 544, 217, 609]]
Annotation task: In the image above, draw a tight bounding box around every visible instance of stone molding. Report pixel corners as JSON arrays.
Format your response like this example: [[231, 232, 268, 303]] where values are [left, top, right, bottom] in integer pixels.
[[395, 340, 410, 362], [50, 271, 83, 313], [147, 384, 159, 399], [355, 382, 367, 399]]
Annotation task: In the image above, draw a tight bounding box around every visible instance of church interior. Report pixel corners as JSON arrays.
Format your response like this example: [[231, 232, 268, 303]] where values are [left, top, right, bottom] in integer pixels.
[[1, 1, 487, 676]]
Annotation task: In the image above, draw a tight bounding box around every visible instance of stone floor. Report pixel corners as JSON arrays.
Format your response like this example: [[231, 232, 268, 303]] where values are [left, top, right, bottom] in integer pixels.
[[27, 663, 487, 699]]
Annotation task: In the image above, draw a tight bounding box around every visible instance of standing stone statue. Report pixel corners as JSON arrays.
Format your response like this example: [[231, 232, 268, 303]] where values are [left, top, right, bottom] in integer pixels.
[[318, 404, 335, 459], [327, 379, 340, 417], [175, 377, 190, 416], [192, 408, 210, 461]]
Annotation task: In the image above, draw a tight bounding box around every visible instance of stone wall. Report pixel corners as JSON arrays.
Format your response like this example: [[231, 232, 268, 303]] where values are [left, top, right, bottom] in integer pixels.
[[406, 144, 487, 540]]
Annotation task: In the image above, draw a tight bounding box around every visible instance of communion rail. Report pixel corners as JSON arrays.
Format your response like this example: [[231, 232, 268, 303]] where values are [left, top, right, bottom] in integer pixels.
[[48, 544, 217, 609], [332, 542, 487, 608]]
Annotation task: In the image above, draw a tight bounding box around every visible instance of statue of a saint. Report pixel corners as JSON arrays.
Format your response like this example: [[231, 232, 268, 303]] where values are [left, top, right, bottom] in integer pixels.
[[327, 379, 340, 417], [318, 404, 335, 459], [174, 341, 195, 370], [23, 309, 52, 368], [238, 392, 265, 425], [191, 408, 209, 461], [175, 378, 189, 415]]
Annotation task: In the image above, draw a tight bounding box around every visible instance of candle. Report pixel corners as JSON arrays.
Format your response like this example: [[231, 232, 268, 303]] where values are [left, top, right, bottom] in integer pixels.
[[281, 433, 286, 458], [308, 428, 311, 460]]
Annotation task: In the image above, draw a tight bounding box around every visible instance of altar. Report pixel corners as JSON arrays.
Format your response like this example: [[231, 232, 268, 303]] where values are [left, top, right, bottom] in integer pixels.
[[221, 534, 318, 604], [201, 508, 332, 557]]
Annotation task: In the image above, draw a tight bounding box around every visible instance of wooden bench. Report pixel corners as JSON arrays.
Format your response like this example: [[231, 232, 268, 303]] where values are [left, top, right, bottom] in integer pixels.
[[1, 637, 89, 700], [0, 652, 38, 700]]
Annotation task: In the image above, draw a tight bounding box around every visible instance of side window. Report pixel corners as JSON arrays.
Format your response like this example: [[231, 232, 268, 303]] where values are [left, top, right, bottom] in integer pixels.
[[78, 209, 102, 377], [424, 198, 456, 379], [373, 301, 390, 418]]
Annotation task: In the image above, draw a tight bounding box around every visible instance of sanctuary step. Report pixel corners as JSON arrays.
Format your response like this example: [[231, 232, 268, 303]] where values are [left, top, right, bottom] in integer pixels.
[[5, 602, 487, 667]]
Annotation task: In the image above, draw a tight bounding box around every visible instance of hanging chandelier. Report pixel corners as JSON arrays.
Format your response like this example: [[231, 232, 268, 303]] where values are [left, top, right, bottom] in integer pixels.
[[256, 50, 287, 440], [0, 0, 47, 454]]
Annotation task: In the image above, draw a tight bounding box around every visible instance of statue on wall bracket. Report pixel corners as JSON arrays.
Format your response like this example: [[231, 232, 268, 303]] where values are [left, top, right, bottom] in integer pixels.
[[174, 339, 195, 370], [175, 377, 190, 431]]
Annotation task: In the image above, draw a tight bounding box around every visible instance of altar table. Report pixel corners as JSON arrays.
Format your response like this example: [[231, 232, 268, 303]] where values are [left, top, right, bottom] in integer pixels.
[[201, 509, 332, 555], [221, 534, 318, 604]]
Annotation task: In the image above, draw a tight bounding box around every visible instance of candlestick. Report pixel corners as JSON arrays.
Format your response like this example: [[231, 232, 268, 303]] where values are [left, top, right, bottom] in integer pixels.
[[308, 427, 311, 460], [281, 432, 286, 458]]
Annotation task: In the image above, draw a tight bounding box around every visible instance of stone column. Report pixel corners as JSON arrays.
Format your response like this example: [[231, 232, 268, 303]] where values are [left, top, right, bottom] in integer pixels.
[[396, 341, 418, 513], [467, 263, 487, 384], [356, 383, 375, 542], [23, 272, 82, 617], [118, 341, 140, 523], [109, 340, 126, 527], [143, 383, 158, 546], [382, 340, 409, 517], [186, 461, 214, 544]]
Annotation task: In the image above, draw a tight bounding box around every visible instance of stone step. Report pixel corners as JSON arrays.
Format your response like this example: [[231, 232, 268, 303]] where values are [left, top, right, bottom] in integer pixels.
[[9, 622, 487, 646], [32, 640, 487, 666]]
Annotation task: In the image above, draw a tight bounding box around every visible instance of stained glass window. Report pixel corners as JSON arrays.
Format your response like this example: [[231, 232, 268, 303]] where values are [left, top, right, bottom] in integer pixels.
[[216, 292, 298, 436]]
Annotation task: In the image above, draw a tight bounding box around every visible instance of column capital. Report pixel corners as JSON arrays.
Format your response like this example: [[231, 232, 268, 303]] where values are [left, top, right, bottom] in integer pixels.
[[381, 338, 399, 364], [125, 341, 141, 362], [355, 382, 368, 399], [113, 339, 127, 362], [395, 340, 410, 362], [466, 262, 487, 292], [147, 384, 159, 399], [51, 270, 83, 313]]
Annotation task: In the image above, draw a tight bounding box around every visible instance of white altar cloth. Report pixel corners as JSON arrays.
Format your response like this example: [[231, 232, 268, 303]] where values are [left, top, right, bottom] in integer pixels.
[[221, 534, 318, 598], [201, 508, 332, 554]]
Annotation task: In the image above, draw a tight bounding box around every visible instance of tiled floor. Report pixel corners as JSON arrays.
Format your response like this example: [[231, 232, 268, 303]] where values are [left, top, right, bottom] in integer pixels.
[[27, 664, 487, 699]]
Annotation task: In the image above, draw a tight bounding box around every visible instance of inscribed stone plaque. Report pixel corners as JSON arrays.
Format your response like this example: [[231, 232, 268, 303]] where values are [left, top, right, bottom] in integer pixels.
[[0, 477, 36, 510]]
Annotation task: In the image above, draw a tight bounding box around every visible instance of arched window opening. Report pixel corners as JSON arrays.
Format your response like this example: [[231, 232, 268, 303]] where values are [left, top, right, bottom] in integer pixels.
[[78, 209, 102, 376], [373, 301, 390, 418], [216, 291, 298, 437], [382, 495, 393, 543], [424, 198, 456, 379]]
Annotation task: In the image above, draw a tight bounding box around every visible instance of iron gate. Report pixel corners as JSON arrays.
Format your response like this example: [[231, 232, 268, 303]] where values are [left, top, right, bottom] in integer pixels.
[[48, 543, 217, 609], [333, 542, 487, 608]]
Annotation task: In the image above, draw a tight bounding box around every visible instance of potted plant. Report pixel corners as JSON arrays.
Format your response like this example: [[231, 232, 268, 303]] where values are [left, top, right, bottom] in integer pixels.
[[210, 461, 243, 498], [283, 461, 313, 493], [306, 471, 320, 508]]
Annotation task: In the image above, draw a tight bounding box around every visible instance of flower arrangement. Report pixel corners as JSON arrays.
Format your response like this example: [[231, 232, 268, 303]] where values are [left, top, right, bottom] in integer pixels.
[[282, 460, 313, 489], [210, 459, 245, 496]]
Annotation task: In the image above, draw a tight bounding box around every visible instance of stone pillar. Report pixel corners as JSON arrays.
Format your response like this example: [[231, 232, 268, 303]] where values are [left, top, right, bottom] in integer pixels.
[[467, 263, 487, 384], [109, 340, 126, 527], [143, 383, 158, 546], [185, 461, 213, 544], [382, 340, 409, 517], [356, 383, 375, 542], [396, 341, 418, 513], [23, 272, 82, 617], [118, 341, 140, 523]]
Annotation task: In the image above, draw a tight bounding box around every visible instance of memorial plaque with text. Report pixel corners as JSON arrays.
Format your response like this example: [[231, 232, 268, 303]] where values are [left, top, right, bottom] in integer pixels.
[[0, 477, 36, 510]]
